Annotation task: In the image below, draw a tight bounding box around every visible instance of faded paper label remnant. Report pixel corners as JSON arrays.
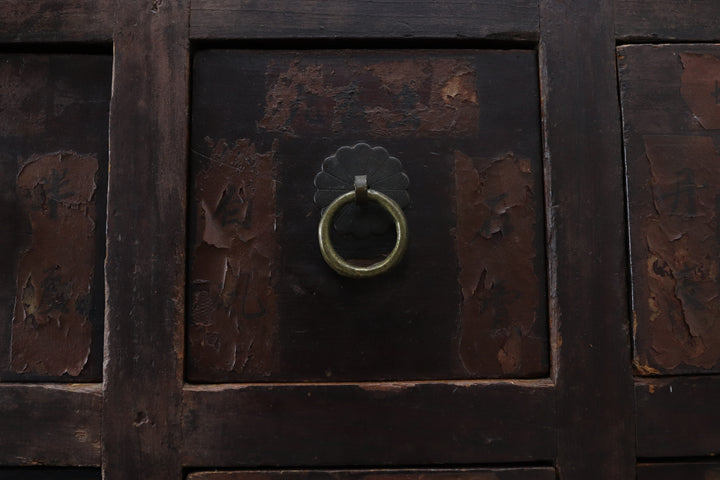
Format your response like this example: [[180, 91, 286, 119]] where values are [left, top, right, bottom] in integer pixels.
[[11, 152, 98, 376], [638, 135, 720, 372], [455, 151, 543, 376], [259, 57, 479, 138], [188, 138, 279, 378]]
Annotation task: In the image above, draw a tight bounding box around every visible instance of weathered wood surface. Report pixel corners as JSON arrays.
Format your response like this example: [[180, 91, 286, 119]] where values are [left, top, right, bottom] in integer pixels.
[[636, 377, 720, 458], [0, 54, 110, 382], [619, 44, 720, 375], [0, 384, 101, 466], [0, 0, 113, 43], [188, 50, 547, 382], [0, 469, 100, 480], [637, 462, 720, 479], [616, 0, 720, 42], [190, 0, 538, 41], [188, 469, 556, 480], [182, 381, 555, 466], [539, 0, 636, 478], [102, 0, 189, 478]]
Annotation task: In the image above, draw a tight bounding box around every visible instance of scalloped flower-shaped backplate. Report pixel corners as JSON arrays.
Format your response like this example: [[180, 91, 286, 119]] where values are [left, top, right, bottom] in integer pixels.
[[314, 143, 409, 238]]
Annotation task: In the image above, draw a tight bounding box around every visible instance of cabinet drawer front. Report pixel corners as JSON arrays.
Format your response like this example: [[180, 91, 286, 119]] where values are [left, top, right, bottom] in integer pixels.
[[188, 50, 547, 383]]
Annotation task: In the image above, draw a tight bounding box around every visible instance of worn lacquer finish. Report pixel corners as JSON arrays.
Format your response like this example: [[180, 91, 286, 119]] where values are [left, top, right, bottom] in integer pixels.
[[0, 54, 110, 381], [189, 50, 547, 382], [619, 44, 720, 375]]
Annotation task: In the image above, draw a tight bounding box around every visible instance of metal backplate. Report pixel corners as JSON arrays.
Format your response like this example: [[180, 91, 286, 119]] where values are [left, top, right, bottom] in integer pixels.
[[314, 143, 409, 238]]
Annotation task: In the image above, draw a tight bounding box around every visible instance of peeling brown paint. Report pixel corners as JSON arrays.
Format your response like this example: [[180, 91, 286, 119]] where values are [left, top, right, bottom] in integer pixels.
[[638, 135, 720, 372], [259, 56, 479, 138], [188, 138, 279, 378], [454, 151, 540, 375], [620, 45, 720, 375], [11, 151, 97, 376], [680, 52, 720, 129]]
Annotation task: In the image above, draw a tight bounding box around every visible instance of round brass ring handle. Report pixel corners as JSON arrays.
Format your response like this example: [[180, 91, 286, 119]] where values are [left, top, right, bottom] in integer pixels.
[[318, 189, 408, 278]]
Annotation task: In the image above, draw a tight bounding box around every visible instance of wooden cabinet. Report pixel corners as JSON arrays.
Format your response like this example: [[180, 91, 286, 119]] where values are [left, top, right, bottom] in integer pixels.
[[1, 2, 720, 480]]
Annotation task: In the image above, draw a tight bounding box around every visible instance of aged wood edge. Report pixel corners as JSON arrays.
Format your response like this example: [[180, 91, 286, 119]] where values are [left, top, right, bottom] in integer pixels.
[[183, 378, 555, 391], [189, 0, 538, 41], [0, 0, 113, 42], [181, 382, 556, 466], [635, 376, 720, 457], [0, 382, 102, 393], [186, 468, 557, 480], [539, 0, 636, 478], [0, 383, 102, 466], [615, 0, 720, 42]]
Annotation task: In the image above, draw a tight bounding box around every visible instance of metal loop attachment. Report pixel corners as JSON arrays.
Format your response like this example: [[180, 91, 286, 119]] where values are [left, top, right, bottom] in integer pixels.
[[318, 189, 408, 278]]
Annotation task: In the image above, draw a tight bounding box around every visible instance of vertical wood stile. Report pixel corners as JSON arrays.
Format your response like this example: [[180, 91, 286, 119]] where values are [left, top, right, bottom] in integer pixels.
[[539, 0, 636, 478], [104, 0, 189, 478]]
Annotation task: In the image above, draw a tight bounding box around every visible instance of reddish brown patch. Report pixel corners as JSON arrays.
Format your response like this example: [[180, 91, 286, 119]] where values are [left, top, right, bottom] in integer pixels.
[[259, 56, 479, 138], [680, 53, 720, 129], [639, 135, 720, 372], [188, 138, 279, 377], [454, 151, 540, 375], [11, 152, 97, 376]]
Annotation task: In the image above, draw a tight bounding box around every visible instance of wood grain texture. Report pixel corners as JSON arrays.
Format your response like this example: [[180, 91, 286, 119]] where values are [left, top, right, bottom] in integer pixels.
[[616, 0, 720, 42], [539, 1, 635, 478], [187, 469, 556, 480], [0, 0, 113, 43], [103, 0, 189, 478], [637, 462, 720, 479], [0, 469, 100, 480], [0, 384, 101, 466], [182, 381, 555, 466], [190, 0, 538, 41], [636, 377, 720, 458], [618, 44, 720, 375]]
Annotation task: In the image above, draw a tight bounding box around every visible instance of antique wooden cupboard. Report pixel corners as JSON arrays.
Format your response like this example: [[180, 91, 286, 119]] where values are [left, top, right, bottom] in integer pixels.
[[2, 1, 720, 479]]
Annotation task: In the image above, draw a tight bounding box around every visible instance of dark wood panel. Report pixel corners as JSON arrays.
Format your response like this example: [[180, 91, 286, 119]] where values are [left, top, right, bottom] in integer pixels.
[[102, 0, 189, 479], [188, 469, 555, 480], [637, 462, 720, 479], [616, 0, 720, 42], [618, 44, 720, 375], [539, 1, 636, 479], [636, 377, 720, 457], [188, 49, 547, 382], [0, 0, 113, 43], [182, 381, 555, 466], [0, 384, 101, 465], [0, 54, 111, 382], [190, 1, 538, 41]]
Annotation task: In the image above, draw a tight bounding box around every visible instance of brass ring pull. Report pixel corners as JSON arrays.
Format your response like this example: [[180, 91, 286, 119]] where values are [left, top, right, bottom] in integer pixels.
[[318, 189, 408, 278]]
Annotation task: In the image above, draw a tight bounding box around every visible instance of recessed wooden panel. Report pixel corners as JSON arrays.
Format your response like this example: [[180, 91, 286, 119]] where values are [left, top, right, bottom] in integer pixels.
[[187, 469, 555, 480], [0, 54, 111, 381], [618, 44, 720, 375], [188, 50, 547, 382]]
